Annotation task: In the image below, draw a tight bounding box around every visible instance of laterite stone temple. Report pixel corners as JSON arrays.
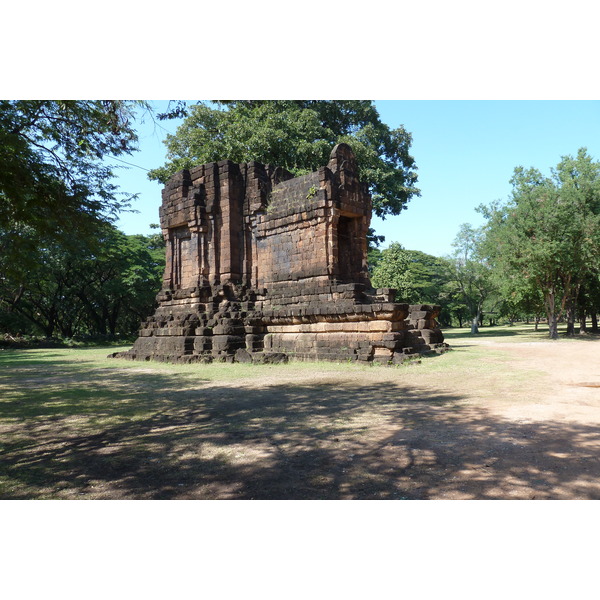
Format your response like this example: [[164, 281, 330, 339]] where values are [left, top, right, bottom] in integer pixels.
[[112, 144, 446, 364]]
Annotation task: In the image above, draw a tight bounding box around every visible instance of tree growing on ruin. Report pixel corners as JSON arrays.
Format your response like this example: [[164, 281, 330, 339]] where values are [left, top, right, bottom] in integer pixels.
[[149, 101, 420, 219]]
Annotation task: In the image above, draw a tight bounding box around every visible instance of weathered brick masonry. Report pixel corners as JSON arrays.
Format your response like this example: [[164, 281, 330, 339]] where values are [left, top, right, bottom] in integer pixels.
[[112, 144, 446, 364]]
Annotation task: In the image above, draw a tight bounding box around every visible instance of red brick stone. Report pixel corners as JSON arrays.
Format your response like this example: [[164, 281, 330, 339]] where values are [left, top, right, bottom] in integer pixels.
[[112, 144, 446, 364]]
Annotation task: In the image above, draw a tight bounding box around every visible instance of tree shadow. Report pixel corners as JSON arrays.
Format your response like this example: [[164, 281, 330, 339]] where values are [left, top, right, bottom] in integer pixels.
[[443, 326, 600, 343], [560, 332, 600, 342], [3, 361, 600, 499], [442, 328, 538, 340]]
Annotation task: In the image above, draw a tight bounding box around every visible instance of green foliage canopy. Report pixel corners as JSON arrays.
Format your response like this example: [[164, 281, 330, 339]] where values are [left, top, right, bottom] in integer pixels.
[[449, 223, 498, 332], [480, 148, 600, 338], [0, 100, 169, 340], [370, 243, 411, 296], [149, 101, 420, 219], [0, 223, 164, 338], [0, 100, 143, 244], [369, 242, 461, 326]]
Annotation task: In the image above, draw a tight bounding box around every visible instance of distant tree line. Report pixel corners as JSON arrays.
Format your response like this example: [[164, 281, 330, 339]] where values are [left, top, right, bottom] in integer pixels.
[[371, 149, 600, 338], [2, 100, 599, 342], [369, 239, 499, 331], [480, 148, 600, 338], [0, 100, 164, 341], [0, 224, 164, 340]]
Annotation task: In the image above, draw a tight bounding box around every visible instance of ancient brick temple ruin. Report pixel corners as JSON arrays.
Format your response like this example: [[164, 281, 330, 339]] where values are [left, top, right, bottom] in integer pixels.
[[112, 144, 446, 364]]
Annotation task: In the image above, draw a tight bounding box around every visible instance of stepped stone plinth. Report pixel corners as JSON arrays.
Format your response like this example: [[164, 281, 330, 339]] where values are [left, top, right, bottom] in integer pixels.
[[111, 144, 447, 364]]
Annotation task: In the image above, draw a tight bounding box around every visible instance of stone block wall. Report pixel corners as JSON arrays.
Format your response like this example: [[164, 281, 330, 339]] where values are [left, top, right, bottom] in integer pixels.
[[112, 144, 447, 364]]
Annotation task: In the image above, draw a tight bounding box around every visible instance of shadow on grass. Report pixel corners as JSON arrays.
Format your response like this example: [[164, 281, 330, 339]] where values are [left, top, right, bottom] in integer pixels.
[[442, 327, 543, 340], [443, 326, 600, 342], [2, 351, 600, 500], [561, 332, 600, 342]]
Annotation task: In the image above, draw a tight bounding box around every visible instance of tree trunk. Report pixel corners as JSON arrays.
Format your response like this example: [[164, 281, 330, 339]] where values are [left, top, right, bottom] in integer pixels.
[[534, 315, 540, 332], [59, 322, 74, 338], [565, 303, 576, 336], [471, 311, 480, 334], [545, 290, 559, 340], [579, 311, 587, 334], [40, 312, 56, 337], [564, 283, 580, 336], [592, 312, 599, 333], [548, 314, 559, 339], [108, 302, 121, 336], [76, 292, 107, 335]]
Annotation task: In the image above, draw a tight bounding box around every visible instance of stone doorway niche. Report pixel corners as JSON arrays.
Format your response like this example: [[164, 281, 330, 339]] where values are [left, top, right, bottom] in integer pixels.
[[171, 226, 196, 289], [336, 214, 362, 282]]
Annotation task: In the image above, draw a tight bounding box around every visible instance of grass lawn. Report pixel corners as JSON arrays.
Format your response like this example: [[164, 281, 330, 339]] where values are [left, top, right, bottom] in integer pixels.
[[442, 321, 599, 342], [1, 323, 598, 499]]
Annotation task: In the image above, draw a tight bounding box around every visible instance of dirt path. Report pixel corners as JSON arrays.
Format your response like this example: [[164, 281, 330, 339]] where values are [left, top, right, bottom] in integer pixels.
[[401, 338, 600, 499], [459, 338, 600, 419]]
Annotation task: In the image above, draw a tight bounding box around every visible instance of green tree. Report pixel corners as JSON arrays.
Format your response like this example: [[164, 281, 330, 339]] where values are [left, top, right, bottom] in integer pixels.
[[0, 224, 164, 339], [1, 226, 88, 337], [402, 250, 452, 304], [449, 223, 497, 334], [71, 227, 165, 337], [0, 100, 144, 244], [480, 148, 600, 339], [367, 245, 383, 274], [370, 243, 411, 296], [495, 287, 545, 328], [369, 243, 457, 325], [440, 287, 470, 328], [149, 100, 420, 219], [578, 272, 600, 332]]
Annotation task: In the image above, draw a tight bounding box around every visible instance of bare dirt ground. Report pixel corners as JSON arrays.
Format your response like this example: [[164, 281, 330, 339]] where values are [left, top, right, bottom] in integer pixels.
[[197, 336, 600, 500], [2, 335, 600, 500], [411, 337, 600, 499]]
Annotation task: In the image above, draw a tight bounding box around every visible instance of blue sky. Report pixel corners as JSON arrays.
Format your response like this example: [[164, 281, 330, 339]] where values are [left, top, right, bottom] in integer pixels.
[[112, 100, 600, 257]]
